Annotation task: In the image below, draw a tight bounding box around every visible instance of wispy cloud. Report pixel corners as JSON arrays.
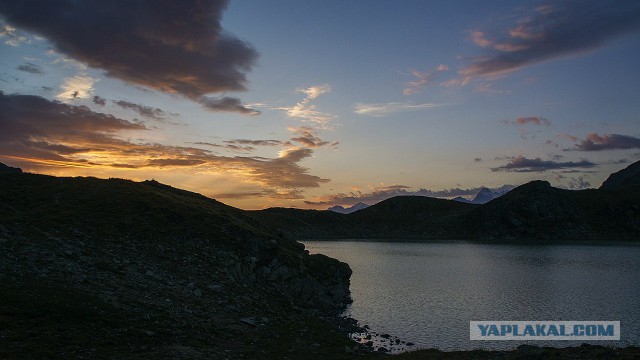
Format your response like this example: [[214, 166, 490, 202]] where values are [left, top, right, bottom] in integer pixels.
[[225, 139, 283, 147], [353, 102, 443, 117], [192, 142, 255, 154], [0, 23, 29, 46], [403, 64, 448, 95], [305, 184, 515, 207], [492, 155, 596, 172], [569, 133, 640, 151], [274, 85, 337, 127], [0, 0, 258, 102], [55, 74, 97, 102], [455, 1, 640, 83]]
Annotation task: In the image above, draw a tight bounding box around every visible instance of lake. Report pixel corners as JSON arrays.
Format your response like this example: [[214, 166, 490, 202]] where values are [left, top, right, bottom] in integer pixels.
[[304, 240, 640, 352]]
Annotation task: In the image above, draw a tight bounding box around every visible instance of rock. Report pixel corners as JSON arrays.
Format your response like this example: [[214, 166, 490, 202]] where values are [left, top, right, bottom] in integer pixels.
[[207, 283, 223, 292], [406, 342, 414, 346], [239, 317, 257, 327], [377, 347, 388, 353], [380, 333, 391, 339]]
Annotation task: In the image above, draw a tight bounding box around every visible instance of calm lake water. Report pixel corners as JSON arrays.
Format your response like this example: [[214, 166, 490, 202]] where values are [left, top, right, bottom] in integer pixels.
[[304, 241, 640, 351]]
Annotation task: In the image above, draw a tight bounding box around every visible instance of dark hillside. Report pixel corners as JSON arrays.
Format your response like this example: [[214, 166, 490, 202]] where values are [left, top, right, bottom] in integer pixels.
[[0, 169, 356, 359]]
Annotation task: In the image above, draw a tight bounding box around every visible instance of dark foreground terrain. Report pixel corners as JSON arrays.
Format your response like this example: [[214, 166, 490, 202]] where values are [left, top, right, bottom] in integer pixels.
[[2, 161, 640, 359], [0, 168, 355, 359]]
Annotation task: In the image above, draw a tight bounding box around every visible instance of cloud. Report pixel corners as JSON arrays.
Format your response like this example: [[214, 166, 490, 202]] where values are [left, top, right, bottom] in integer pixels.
[[458, 1, 640, 82], [16, 62, 43, 74], [491, 155, 596, 172], [225, 139, 282, 147], [0, 0, 258, 101], [299, 84, 331, 100], [511, 116, 550, 126], [198, 96, 260, 115], [305, 184, 515, 207], [353, 102, 443, 117], [92, 96, 106, 106], [56, 74, 96, 102], [403, 64, 448, 95], [0, 22, 28, 46], [287, 126, 337, 148], [192, 141, 255, 154], [570, 133, 640, 151], [274, 85, 337, 127], [113, 100, 168, 121], [0, 92, 329, 192]]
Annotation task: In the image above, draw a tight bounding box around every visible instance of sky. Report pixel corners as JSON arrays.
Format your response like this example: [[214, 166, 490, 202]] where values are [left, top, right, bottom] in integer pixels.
[[1, 0, 639, 210]]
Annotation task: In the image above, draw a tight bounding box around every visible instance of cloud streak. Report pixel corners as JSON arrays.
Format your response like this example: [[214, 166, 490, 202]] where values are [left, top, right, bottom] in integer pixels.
[[458, 1, 640, 82], [0, 0, 258, 102], [353, 102, 443, 117], [492, 155, 596, 172]]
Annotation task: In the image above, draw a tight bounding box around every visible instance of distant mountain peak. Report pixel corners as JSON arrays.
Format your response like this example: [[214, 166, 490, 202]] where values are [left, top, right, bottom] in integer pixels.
[[328, 202, 370, 214], [452, 196, 471, 203]]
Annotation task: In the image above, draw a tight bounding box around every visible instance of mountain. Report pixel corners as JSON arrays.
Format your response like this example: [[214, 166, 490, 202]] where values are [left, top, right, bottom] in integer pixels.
[[600, 161, 640, 190], [253, 162, 640, 241], [471, 187, 497, 204], [452, 196, 471, 203], [463, 180, 639, 240], [255, 196, 478, 240], [328, 202, 370, 214], [470, 186, 512, 204], [0, 166, 355, 358]]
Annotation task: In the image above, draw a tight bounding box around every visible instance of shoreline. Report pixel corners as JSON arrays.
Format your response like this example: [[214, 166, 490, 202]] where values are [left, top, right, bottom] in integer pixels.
[[303, 238, 640, 246]]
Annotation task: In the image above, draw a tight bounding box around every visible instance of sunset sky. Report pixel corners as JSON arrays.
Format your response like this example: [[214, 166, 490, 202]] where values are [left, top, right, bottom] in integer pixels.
[[1, 0, 640, 209]]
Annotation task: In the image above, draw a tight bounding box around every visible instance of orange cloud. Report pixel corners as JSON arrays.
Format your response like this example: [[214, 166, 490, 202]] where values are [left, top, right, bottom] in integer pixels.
[[0, 92, 329, 194]]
